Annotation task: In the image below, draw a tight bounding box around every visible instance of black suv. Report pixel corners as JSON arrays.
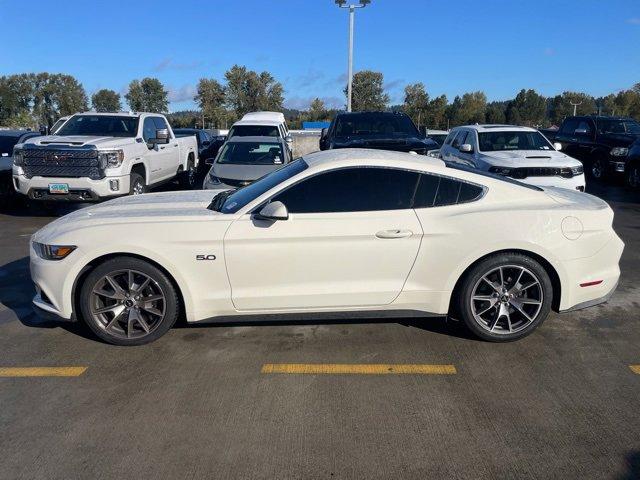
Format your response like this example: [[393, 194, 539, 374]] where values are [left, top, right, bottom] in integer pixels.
[[547, 116, 640, 180], [319, 111, 438, 155]]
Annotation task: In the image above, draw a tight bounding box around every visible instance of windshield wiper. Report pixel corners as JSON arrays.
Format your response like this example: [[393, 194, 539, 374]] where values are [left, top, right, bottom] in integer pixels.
[[207, 189, 236, 212]]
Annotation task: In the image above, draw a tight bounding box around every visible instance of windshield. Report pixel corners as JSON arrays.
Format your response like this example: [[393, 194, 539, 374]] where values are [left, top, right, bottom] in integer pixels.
[[478, 131, 553, 152], [217, 142, 284, 165], [597, 119, 640, 135], [211, 158, 308, 214], [334, 113, 420, 138], [57, 115, 139, 137], [50, 119, 67, 134], [229, 125, 280, 137], [0, 135, 22, 155]]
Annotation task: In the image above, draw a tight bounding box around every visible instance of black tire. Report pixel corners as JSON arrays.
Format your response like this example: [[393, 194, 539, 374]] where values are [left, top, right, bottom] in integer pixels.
[[455, 253, 553, 342], [180, 158, 196, 189], [627, 164, 640, 189], [79, 257, 180, 346], [129, 172, 147, 195]]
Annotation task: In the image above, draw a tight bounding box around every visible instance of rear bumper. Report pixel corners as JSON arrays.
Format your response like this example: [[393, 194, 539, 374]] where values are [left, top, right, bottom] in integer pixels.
[[559, 234, 624, 312]]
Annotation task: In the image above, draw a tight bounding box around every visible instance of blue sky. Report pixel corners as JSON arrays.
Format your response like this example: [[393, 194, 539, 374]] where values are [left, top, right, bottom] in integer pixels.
[[1, 0, 639, 111]]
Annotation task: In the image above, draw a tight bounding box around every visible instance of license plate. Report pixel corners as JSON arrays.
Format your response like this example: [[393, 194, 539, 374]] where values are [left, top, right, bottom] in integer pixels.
[[48, 183, 69, 194]]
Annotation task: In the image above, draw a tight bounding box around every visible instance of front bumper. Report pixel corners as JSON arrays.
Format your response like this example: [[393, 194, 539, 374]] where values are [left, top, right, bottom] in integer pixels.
[[13, 171, 131, 202], [606, 159, 627, 175], [518, 173, 586, 192]]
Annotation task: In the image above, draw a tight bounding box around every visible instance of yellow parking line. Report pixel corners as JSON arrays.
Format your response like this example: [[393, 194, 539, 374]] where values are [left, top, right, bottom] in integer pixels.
[[630, 365, 640, 375], [0, 367, 87, 377], [261, 363, 456, 375]]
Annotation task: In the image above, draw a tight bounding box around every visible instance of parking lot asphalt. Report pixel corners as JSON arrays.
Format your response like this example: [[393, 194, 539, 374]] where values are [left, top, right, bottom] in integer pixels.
[[1, 182, 639, 480]]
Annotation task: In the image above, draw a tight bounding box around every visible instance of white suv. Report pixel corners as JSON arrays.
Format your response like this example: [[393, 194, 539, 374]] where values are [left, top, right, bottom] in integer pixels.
[[440, 125, 586, 191], [228, 111, 292, 153]]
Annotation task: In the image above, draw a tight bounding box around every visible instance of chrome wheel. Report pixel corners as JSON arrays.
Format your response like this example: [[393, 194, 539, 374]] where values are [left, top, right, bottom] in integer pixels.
[[187, 163, 196, 186], [132, 180, 145, 195], [89, 269, 166, 340], [470, 265, 543, 335]]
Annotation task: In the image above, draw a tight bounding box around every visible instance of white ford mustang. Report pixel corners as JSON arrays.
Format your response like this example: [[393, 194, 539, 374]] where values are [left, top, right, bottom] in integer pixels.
[[30, 149, 623, 345]]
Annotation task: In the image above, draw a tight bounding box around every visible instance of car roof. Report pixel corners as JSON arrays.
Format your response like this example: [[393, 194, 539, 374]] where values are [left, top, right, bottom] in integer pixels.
[[427, 130, 449, 135], [455, 124, 538, 133], [232, 119, 281, 127], [240, 111, 285, 123], [224, 136, 285, 144], [73, 111, 161, 118], [335, 111, 409, 117], [302, 148, 444, 171]]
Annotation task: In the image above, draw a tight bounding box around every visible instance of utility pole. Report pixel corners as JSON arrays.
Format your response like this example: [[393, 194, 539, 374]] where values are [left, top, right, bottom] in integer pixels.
[[570, 100, 582, 116], [335, 0, 371, 112]]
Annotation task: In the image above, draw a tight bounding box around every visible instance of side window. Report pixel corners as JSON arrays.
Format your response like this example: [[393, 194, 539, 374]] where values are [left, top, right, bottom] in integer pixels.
[[272, 167, 420, 214], [560, 119, 579, 135], [444, 131, 456, 145], [142, 118, 156, 142], [452, 131, 468, 148], [413, 174, 484, 208], [464, 131, 476, 148], [152, 117, 170, 136], [576, 121, 592, 136]]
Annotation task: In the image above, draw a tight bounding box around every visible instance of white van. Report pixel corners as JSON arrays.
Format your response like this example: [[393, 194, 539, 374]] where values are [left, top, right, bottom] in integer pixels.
[[228, 111, 292, 153]]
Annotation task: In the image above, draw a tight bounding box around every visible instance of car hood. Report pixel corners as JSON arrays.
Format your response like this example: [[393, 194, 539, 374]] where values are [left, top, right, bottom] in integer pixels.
[[212, 162, 281, 181], [480, 150, 581, 167], [24, 135, 138, 149], [33, 190, 227, 243]]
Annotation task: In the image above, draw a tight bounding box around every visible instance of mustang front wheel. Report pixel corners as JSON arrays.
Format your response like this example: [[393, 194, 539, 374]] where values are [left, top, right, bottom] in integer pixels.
[[80, 257, 179, 345], [456, 253, 553, 342]]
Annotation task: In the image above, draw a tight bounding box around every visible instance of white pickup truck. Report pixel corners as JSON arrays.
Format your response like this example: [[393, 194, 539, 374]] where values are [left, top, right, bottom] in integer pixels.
[[12, 112, 198, 202]]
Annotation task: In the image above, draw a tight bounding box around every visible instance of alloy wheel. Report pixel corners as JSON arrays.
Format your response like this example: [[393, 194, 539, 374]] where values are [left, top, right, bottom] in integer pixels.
[[132, 180, 145, 195], [629, 166, 640, 188], [591, 160, 603, 179], [469, 265, 543, 335], [89, 269, 166, 340], [187, 163, 196, 186]]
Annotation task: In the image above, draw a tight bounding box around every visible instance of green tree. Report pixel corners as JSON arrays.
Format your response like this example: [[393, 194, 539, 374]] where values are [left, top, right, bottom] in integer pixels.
[[195, 78, 226, 127], [403, 82, 430, 126], [506, 89, 546, 126], [485, 101, 507, 124], [347, 70, 389, 112], [425, 95, 448, 129], [125, 77, 168, 113], [91, 89, 121, 112], [448, 91, 487, 126], [0, 73, 36, 125], [307, 98, 328, 121], [549, 91, 596, 124], [32, 73, 88, 126], [612, 89, 640, 119], [224, 65, 284, 117]]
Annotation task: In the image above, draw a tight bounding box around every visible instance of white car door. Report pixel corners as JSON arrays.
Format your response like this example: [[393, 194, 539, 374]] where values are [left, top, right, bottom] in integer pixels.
[[223, 167, 423, 311]]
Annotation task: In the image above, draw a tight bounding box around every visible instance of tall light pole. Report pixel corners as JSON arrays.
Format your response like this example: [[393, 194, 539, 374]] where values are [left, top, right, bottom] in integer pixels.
[[570, 100, 582, 116], [335, 0, 371, 112]]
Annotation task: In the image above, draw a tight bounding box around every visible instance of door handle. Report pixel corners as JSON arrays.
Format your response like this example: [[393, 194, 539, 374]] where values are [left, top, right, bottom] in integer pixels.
[[375, 229, 413, 239]]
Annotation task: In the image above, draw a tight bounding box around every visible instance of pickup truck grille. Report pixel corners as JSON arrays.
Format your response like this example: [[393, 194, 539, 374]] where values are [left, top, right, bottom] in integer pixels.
[[22, 149, 103, 180], [510, 167, 573, 179]]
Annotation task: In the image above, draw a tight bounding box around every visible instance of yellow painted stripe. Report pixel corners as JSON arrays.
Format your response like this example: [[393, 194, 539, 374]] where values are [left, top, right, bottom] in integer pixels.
[[630, 365, 640, 375], [261, 363, 456, 375], [0, 367, 87, 377]]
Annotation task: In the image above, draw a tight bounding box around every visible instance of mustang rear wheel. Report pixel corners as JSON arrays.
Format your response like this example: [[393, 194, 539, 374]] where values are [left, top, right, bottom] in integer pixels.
[[456, 253, 553, 342], [80, 257, 179, 345]]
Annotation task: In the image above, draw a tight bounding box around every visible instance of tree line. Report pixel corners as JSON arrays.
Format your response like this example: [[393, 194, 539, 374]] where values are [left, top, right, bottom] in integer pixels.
[[2, 68, 639, 130]]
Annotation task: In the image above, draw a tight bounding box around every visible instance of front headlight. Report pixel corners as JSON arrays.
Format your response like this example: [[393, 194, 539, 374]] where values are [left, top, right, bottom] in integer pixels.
[[33, 242, 76, 261], [98, 149, 124, 168], [208, 173, 221, 184], [13, 147, 24, 166], [489, 166, 513, 176], [610, 147, 629, 157], [570, 165, 584, 176]]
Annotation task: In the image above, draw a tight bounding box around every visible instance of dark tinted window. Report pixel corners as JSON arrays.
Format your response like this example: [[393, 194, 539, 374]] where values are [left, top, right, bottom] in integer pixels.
[[0, 134, 22, 155], [273, 167, 420, 213], [478, 131, 552, 152], [229, 125, 280, 137], [458, 182, 484, 203], [452, 130, 466, 148], [413, 173, 440, 208], [333, 113, 420, 137], [434, 177, 461, 206], [597, 119, 640, 135], [142, 118, 156, 142], [560, 119, 579, 134], [57, 115, 139, 137], [152, 116, 170, 133]]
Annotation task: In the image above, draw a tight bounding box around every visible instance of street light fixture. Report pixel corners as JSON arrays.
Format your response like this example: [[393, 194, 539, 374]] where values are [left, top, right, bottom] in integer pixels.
[[335, 0, 371, 112]]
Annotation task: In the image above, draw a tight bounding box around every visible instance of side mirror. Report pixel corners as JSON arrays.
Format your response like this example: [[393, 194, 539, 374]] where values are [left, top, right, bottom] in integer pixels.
[[39, 125, 48, 136], [256, 201, 289, 221], [155, 128, 170, 143], [285, 135, 293, 144], [553, 142, 562, 151], [459, 143, 473, 153], [205, 158, 215, 166]]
